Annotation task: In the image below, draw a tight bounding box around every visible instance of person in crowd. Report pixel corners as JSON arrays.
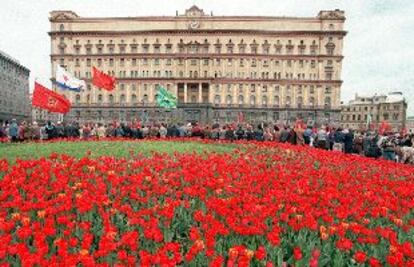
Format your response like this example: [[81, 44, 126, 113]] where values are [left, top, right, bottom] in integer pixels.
[[254, 124, 264, 141], [0, 122, 5, 138], [235, 125, 245, 140], [159, 124, 167, 139], [56, 122, 65, 138], [366, 133, 382, 159], [32, 122, 41, 140], [177, 123, 187, 137], [316, 126, 328, 150], [295, 125, 305, 146], [191, 123, 202, 138], [303, 126, 313, 145], [273, 126, 281, 142], [218, 126, 226, 140], [3, 117, 414, 165], [264, 125, 274, 141], [287, 126, 297, 145], [24, 122, 32, 141], [18, 121, 26, 141], [97, 124, 106, 139], [245, 124, 254, 140], [380, 133, 396, 161], [201, 125, 211, 139], [353, 131, 364, 155], [8, 119, 19, 142], [343, 129, 354, 154], [45, 121, 57, 140], [225, 125, 235, 141], [332, 127, 345, 152], [280, 126, 290, 143]]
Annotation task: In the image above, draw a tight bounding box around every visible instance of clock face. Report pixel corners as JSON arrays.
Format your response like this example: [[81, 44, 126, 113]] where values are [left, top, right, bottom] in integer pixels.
[[188, 20, 200, 29]]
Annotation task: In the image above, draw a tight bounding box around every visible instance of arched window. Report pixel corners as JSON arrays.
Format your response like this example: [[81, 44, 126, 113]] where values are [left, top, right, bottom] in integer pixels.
[[59, 24, 65, 31], [297, 96, 303, 107], [214, 95, 221, 104], [309, 96, 315, 107], [143, 94, 148, 103], [226, 95, 232, 105], [250, 95, 256, 106], [262, 95, 268, 106], [324, 96, 331, 107], [108, 94, 114, 103], [75, 94, 81, 103], [120, 94, 126, 103], [286, 96, 291, 106], [274, 96, 280, 106], [131, 94, 137, 103], [238, 95, 244, 105]]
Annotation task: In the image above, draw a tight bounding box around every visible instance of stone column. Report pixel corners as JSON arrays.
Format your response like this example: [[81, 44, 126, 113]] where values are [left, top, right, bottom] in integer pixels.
[[184, 83, 188, 103], [198, 83, 203, 103]]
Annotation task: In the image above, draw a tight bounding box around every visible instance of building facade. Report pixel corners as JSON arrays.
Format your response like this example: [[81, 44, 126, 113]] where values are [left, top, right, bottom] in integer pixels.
[[0, 50, 30, 123], [404, 116, 414, 134], [341, 92, 407, 131], [49, 6, 346, 125]]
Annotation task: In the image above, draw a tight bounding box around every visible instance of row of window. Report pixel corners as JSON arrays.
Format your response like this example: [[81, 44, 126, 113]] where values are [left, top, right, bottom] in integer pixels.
[[342, 113, 400, 122], [69, 69, 331, 81], [73, 93, 332, 107], [59, 37, 337, 55], [343, 104, 402, 112], [76, 82, 333, 95], [71, 57, 327, 68]]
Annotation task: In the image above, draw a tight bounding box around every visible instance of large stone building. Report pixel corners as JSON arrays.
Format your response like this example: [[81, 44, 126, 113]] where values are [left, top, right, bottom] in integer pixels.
[[341, 92, 407, 131], [0, 50, 30, 123], [49, 6, 346, 125]]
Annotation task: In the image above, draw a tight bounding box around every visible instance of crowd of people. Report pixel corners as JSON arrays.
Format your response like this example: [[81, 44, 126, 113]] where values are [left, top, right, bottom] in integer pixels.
[[1, 119, 414, 164]]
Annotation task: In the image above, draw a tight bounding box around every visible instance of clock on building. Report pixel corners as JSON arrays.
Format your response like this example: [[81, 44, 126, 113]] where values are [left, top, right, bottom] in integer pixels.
[[188, 20, 200, 29]]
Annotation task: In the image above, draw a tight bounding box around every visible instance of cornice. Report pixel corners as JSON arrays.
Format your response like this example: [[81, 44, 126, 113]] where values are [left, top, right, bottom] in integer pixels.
[[50, 53, 344, 60], [49, 30, 347, 37], [50, 14, 344, 23]]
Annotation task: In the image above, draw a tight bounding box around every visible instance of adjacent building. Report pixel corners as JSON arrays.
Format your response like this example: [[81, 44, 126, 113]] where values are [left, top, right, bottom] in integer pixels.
[[0, 50, 31, 123], [49, 6, 346, 125], [406, 116, 414, 134], [341, 92, 407, 131]]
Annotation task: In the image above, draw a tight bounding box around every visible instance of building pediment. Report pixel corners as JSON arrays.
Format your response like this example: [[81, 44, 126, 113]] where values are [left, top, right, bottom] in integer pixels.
[[50, 11, 79, 21], [318, 10, 345, 20], [184, 5, 205, 17]]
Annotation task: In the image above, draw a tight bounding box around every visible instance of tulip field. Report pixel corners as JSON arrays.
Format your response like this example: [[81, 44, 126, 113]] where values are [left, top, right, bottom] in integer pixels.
[[1, 140, 414, 266]]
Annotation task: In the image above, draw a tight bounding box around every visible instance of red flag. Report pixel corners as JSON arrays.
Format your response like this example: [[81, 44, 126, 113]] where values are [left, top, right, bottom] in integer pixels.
[[295, 118, 306, 129], [32, 82, 71, 113], [92, 67, 116, 91], [379, 121, 391, 135]]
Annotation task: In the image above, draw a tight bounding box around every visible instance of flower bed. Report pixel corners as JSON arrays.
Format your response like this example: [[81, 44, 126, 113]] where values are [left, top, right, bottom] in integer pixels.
[[0, 141, 413, 266]]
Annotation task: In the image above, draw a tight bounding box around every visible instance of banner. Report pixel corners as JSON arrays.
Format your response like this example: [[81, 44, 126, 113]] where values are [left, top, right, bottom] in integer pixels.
[[55, 65, 86, 92], [32, 82, 71, 113], [92, 67, 116, 91]]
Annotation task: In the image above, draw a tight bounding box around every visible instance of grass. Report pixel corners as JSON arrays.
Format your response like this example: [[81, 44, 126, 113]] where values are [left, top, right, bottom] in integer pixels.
[[0, 140, 237, 163]]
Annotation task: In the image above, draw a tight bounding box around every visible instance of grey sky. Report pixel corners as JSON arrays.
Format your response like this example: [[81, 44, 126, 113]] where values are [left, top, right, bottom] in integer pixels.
[[1, 0, 413, 115]]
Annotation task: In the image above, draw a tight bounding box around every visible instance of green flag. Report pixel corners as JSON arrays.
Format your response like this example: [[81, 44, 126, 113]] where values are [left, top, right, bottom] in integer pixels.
[[156, 86, 177, 109]]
